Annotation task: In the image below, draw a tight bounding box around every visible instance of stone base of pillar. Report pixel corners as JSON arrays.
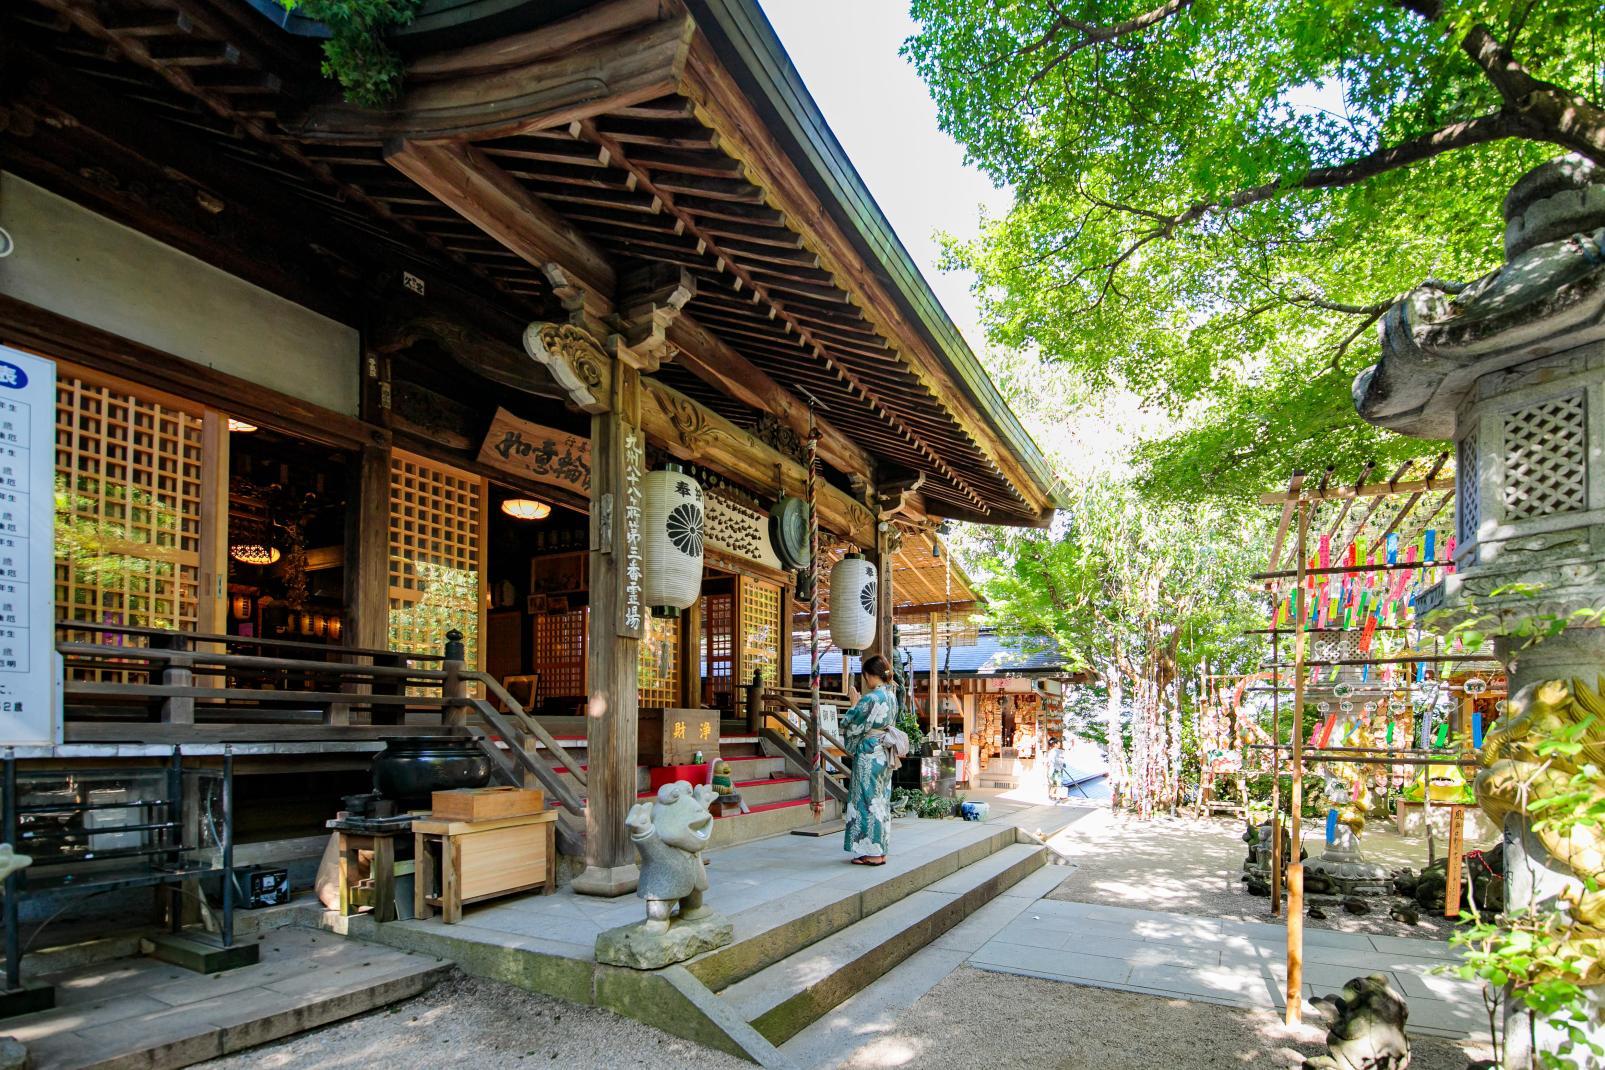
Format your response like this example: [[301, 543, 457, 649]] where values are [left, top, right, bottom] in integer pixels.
[[572, 863, 640, 898]]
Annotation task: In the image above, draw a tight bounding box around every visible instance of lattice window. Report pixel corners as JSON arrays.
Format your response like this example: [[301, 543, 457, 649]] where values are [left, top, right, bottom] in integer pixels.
[[1457, 431, 1480, 544], [638, 613, 680, 709], [533, 608, 587, 699], [1503, 393, 1586, 521], [54, 372, 204, 635], [387, 452, 482, 665], [739, 576, 781, 689], [702, 592, 734, 710]]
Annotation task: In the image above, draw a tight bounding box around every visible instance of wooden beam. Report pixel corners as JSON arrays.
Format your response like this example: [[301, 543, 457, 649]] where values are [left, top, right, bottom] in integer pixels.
[[298, 16, 695, 141], [680, 34, 1053, 517], [407, 0, 665, 81], [1258, 473, 1453, 505], [638, 376, 876, 549], [387, 140, 617, 316], [668, 314, 872, 480]]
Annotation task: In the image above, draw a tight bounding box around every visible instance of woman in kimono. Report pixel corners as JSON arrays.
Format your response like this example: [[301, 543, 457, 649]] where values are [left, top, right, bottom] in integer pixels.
[[842, 654, 897, 866]]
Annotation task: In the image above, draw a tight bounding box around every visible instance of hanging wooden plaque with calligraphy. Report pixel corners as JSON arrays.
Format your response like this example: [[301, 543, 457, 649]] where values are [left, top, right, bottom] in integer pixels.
[[476, 408, 591, 497]]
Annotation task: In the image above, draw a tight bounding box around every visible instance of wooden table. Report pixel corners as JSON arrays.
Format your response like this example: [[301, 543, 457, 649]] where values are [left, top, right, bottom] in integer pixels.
[[336, 829, 402, 923], [413, 810, 557, 923]]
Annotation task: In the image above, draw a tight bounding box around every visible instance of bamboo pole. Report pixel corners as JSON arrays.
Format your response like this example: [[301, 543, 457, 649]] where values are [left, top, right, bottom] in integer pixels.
[[1286, 499, 1310, 1026]]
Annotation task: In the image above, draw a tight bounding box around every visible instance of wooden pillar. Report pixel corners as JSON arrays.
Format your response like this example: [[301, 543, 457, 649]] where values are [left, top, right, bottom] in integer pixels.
[[344, 444, 393, 651], [527, 322, 645, 897], [867, 522, 896, 663], [929, 610, 940, 736], [678, 594, 702, 711]]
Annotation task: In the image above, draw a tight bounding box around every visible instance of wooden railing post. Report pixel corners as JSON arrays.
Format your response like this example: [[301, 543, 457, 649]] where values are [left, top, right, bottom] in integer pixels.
[[443, 629, 468, 729], [151, 633, 194, 725], [746, 670, 764, 736]]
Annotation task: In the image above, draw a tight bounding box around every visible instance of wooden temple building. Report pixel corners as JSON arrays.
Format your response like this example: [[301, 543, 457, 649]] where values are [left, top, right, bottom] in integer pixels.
[[0, 0, 1061, 906]]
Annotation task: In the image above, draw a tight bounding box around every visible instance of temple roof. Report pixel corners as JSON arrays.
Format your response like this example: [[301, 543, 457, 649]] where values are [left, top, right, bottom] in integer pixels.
[[4, 0, 1063, 527]]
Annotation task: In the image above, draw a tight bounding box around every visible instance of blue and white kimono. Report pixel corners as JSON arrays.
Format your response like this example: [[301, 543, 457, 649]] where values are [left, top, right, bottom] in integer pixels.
[[842, 683, 896, 858]]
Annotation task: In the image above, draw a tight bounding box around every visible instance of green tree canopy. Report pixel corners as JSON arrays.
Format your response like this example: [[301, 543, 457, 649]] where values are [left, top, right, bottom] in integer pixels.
[[959, 476, 1268, 812], [906, 0, 1605, 499]]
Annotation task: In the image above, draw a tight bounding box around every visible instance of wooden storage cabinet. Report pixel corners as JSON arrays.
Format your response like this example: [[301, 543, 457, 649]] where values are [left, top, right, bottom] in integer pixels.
[[413, 811, 556, 923]]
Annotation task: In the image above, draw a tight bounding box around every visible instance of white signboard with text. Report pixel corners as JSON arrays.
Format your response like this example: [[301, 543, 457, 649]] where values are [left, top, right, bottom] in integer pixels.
[[0, 346, 58, 745]]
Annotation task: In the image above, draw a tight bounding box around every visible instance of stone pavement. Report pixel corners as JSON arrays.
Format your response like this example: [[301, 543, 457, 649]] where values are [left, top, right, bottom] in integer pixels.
[[372, 795, 1071, 965], [967, 898, 1487, 1038], [7, 927, 449, 1069]]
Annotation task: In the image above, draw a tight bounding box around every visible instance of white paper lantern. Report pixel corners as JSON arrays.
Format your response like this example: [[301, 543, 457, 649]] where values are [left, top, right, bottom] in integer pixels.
[[642, 464, 704, 617], [830, 553, 877, 654]]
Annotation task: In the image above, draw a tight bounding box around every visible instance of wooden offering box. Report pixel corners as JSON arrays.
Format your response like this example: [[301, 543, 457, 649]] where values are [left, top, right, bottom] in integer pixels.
[[639, 707, 720, 766], [413, 811, 557, 923], [431, 786, 544, 822]]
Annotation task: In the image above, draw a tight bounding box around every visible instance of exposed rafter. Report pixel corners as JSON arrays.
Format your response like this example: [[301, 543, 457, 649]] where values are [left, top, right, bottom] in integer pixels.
[[573, 117, 989, 511]]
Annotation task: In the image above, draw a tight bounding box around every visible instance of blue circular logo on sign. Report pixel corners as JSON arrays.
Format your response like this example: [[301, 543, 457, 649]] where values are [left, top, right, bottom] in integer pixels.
[[0, 362, 28, 390]]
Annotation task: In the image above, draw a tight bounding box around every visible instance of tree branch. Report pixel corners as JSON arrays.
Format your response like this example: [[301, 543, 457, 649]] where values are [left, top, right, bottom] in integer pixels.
[[1021, 0, 1194, 86]]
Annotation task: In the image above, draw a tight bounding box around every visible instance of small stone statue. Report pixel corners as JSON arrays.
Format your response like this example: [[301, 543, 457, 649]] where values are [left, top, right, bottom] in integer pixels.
[[1304, 974, 1411, 1070], [594, 781, 733, 970]]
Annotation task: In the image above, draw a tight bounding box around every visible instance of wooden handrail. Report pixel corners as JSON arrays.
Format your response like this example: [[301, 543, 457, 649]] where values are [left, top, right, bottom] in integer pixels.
[[53, 622, 443, 662], [57, 643, 453, 683], [64, 683, 441, 705], [467, 698, 587, 817], [465, 672, 588, 786], [767, 693, 850, 755]]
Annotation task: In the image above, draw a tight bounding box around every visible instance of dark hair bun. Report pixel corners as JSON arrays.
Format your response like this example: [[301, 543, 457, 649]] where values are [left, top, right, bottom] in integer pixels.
[[861, 654, 892, 679]]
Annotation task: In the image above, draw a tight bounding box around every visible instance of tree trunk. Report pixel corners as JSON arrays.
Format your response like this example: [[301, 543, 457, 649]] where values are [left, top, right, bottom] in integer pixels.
[[1100, 659, 1130, 809]]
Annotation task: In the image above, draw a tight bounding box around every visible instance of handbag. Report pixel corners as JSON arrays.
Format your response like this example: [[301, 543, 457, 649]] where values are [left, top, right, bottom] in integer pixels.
[[881, 726, 910, 770]]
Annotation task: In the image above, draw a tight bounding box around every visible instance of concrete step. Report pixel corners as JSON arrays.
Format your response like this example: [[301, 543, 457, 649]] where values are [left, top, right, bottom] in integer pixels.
[[11, 927, 449, 1070], [718, 842, 1047, 1044]]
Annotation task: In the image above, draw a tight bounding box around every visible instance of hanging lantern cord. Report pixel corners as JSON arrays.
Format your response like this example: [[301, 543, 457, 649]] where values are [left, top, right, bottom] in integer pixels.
[[806, 404, 825, 819]]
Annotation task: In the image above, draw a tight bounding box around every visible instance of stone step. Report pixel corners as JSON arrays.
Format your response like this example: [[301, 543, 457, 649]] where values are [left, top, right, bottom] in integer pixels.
[[11, 927, 449, 1070], [638, 775, 808, 808], [553, 753, 788, 792], [709, 796, 841, 849], [718, 842, 1047, 1044], [686, 822, 1024, 994]]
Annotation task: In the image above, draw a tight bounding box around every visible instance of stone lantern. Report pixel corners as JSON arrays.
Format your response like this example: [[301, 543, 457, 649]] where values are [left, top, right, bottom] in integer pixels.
[[1353, 155, 1605, 1063]]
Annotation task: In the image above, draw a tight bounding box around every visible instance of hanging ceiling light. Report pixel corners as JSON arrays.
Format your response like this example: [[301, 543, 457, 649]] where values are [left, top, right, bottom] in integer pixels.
[[229, 543, 281, 566], [501, 498, 552, 521], [227, 418, 258, 433]]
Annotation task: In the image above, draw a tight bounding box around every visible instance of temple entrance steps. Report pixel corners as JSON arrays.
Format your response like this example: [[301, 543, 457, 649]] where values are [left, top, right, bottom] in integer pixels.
[[343, 806, 1076, 1067], [513, 731, 840, 851], [694, 834, 1049, 1047]]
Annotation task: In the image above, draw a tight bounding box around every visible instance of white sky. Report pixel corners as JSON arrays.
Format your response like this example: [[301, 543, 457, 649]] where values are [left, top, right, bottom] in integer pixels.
[[756, 1, 1162, 479], [756, 1, 1011, 351]]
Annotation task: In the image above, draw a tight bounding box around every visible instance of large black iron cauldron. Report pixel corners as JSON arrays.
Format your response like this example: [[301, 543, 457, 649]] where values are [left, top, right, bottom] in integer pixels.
[[371, 737, 492, 808]]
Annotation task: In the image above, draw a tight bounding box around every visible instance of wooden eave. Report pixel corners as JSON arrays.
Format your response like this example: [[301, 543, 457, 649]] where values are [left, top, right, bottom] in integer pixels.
[[4, 0, 1057, 528]]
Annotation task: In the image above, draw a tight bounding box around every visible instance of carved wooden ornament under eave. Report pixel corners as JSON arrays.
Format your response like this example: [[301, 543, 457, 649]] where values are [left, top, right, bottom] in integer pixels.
[[523, 322, 612, 414]]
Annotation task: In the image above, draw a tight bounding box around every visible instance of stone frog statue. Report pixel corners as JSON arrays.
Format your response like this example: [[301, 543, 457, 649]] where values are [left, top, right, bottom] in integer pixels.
[[1304, 973, 1411, 1070], [626, 780, 717, 933]]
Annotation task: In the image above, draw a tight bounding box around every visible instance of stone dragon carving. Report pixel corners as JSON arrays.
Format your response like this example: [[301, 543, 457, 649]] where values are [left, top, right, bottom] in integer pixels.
[[1475, 675, 1605, 984]]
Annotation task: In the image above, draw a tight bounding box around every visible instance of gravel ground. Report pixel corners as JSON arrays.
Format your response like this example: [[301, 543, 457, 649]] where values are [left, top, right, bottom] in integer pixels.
[[199, 971, 752, 1070], [830, 966, 1488, 1070], [1041, 808, 1464, 941]]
